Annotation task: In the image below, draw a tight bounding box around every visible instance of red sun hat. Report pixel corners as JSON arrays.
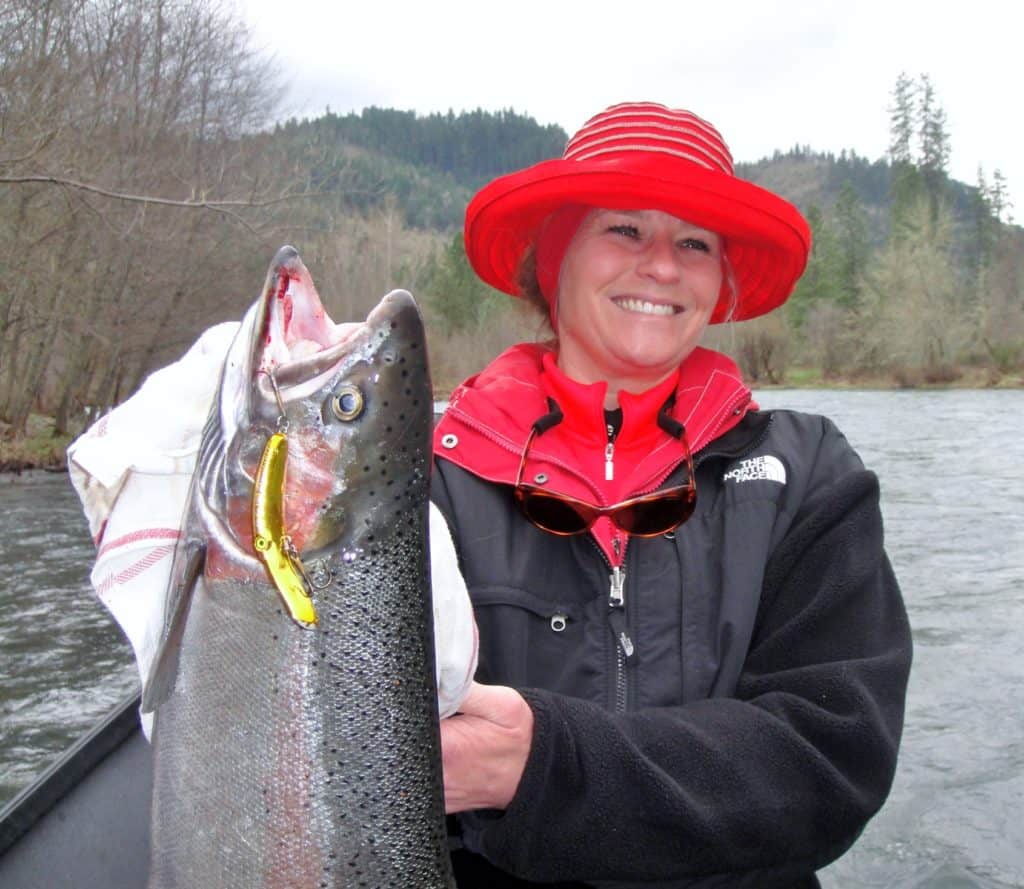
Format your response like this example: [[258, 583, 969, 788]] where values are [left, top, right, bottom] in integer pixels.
[[463, 102, 812, 323]]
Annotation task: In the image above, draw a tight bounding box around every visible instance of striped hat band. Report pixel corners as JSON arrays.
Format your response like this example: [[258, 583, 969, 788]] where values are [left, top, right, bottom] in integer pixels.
[[563, 102, 734, 176]]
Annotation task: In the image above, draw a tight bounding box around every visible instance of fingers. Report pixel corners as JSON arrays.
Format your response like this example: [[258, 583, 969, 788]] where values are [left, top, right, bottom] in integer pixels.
[[440, 683, 534, 813]]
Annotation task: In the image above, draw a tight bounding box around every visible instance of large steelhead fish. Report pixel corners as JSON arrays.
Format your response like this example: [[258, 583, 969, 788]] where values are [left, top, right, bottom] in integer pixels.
[[143, 246, 454, 888]]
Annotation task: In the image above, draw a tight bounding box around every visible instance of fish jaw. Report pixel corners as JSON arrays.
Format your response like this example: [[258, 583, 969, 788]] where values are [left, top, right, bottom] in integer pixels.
[[255, 245, 356, 376]]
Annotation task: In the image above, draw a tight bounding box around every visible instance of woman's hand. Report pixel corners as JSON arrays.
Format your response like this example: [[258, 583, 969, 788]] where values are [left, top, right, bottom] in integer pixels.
[[440, 681, 534, 813]]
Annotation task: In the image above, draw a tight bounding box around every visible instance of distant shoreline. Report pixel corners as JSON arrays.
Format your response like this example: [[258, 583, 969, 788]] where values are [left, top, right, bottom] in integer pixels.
[[0, 462, 67, 478], [0, 454, 69, 475], [3, 371, 1021, 474]]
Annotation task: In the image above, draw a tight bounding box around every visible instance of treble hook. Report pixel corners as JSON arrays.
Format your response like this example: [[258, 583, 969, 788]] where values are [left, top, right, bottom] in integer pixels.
[[282, 537, 332, 592]]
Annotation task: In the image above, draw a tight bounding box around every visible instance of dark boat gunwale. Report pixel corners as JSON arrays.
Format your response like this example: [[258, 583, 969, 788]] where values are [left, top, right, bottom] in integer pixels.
[[0, 690, 142, 857]]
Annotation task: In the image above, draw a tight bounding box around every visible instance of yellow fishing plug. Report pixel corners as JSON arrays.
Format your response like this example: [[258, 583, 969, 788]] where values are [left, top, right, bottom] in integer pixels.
[[252, 431, 318, 627]]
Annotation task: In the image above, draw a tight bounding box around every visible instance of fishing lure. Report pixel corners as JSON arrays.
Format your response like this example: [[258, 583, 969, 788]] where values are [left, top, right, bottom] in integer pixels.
[[252, 430, 318, 626]]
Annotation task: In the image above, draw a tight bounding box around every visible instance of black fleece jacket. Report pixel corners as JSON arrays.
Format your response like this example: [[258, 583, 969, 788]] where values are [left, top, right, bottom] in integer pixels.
[[432, 409, 912, 888]]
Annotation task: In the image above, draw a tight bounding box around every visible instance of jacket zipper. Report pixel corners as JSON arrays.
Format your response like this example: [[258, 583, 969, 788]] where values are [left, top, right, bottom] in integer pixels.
[[599, 404, 770, 715], [604, 422, 631, 710], [607, 537, 634, 712]]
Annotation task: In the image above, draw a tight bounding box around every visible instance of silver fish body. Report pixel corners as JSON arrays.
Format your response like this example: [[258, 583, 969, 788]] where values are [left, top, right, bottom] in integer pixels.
[[145, 247, 453, 888]]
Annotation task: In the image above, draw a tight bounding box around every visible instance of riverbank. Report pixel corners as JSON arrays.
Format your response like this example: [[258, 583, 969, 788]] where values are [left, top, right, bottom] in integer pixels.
[[757, 363, 1024, 390], [3, 363, 1021, 473], [0, 415, 73, 474]]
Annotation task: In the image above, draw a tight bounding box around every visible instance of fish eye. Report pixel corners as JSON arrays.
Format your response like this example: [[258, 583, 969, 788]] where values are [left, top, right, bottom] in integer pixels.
[[330, 384, 364, 421]]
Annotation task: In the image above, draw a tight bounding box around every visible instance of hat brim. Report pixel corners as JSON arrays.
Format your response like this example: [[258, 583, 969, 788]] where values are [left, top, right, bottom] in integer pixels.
[[464, 154, 811, 323]]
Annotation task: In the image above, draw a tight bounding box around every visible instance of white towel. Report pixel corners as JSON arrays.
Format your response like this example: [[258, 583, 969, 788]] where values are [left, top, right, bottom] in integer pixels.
[[67, 322, 477, 738]]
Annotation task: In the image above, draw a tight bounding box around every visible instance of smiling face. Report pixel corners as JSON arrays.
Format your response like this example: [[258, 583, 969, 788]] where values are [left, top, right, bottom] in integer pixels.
[[553, 208, 723, 403]]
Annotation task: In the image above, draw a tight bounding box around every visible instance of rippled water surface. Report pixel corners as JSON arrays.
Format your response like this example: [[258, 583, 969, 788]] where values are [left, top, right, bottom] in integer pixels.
[[755, 390, 1024, 889], [0, 470, 137, 804], [1, 390, 1022, 887]]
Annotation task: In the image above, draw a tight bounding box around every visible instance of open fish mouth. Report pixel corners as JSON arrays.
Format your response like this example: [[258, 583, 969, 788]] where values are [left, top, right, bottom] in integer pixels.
[[257, 246, 364, 393]]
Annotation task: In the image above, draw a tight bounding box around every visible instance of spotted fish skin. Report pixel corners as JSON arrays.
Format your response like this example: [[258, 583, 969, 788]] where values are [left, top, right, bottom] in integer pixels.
[[146, 247, 454, 888]]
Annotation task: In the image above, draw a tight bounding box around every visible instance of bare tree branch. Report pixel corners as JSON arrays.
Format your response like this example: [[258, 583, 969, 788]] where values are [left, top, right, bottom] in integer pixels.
[[0, 173, 326, 209]]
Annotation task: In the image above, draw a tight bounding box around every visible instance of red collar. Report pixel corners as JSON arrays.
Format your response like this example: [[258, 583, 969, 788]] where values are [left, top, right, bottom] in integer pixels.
[[435, 344, 753, 565], [537, 352, 680, 450]]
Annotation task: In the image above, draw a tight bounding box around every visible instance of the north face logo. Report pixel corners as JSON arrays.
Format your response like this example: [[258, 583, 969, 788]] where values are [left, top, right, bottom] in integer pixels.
[[723, 455, 787, 484]]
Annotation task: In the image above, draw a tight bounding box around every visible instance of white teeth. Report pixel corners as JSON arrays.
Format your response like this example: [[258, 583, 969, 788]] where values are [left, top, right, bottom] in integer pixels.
[[615, 297, 677, 316]]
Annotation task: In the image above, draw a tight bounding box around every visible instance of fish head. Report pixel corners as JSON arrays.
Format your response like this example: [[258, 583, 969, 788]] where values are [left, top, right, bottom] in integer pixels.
[[226, 246, 433, 559], [145, 249, 435, 710]]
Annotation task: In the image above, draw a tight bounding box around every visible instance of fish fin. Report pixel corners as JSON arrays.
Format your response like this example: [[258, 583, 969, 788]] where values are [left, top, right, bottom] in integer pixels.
[[141, 543, 206, 713]]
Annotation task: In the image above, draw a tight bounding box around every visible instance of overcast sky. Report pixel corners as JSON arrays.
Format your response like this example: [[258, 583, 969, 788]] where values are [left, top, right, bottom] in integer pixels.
[[239, 0, 1020, 212]]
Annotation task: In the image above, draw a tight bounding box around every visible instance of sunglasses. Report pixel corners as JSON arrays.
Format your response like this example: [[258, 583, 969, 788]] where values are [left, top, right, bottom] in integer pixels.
[[513, 426, 697, 537]]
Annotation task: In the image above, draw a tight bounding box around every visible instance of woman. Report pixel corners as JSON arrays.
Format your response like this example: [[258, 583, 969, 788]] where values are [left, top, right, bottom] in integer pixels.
[[432, 102, 911, 888]]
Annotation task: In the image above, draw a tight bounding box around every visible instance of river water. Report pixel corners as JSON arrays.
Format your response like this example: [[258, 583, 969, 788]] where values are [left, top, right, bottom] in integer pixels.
[[1, 389, 1022, 888]]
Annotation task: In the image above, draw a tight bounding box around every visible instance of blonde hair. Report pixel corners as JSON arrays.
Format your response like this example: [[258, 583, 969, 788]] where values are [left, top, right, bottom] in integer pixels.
[[720, 251, 739, 322], [515, 247, 556, 335]]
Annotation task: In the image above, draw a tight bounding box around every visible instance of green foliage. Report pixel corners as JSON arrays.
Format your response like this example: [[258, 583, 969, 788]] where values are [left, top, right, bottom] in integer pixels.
[[968, 166, 998, 278], [787, 204, 846, 329], [886, 73, 954, 232], [857, 198, 971, 376], [419, 233, 506, 333], [824, 151, 892, 208], [888, 72, 916, 166], [286, 107, 567, 188], [918, 75, 951, 183], [272, 107, 567, 230], [326, 106, 567, 185], [833, 182, 870, 307], [889, 161, 927, 238], [0, 414, 73, 471]]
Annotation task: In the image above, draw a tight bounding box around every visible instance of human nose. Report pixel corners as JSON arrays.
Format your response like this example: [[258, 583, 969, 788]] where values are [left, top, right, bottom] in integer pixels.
[[637, 235, 682, 283]]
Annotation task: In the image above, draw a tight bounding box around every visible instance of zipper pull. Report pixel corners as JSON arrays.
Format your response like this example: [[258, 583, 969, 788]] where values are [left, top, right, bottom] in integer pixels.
[[608, 609, 635, 659], [608, 551, 635, 662], [605, 440, 614, 481], [609, 565, 624, 608]]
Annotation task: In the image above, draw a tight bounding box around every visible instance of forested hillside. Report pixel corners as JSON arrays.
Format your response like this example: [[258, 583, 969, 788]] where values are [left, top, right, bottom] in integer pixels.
[[1, 0, 1020, 466], [310, 106, 567, 184]]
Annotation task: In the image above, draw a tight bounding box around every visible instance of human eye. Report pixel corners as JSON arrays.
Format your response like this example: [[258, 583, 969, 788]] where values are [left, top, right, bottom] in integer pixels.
[[608, 223, 641, 239], [678, 237, 711, 253]]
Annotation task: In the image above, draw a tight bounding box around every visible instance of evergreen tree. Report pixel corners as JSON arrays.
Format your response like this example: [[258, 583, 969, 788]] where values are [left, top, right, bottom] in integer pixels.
[[888, 72, 916, 165], [420, 233, 504, 333], [969, 166, 996, 279], [991, 169, 1013, 223], [785, 204, 860, 379], [787, 205, 844, 328], [888, 72, 924, 236], [917, 74, 951, 219], [833, 182, 870, 308]]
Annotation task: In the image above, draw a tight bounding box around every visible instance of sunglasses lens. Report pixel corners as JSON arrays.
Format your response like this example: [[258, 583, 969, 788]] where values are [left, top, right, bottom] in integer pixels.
[[520, 492, 593, 535], [615, 489, 696, 536]]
